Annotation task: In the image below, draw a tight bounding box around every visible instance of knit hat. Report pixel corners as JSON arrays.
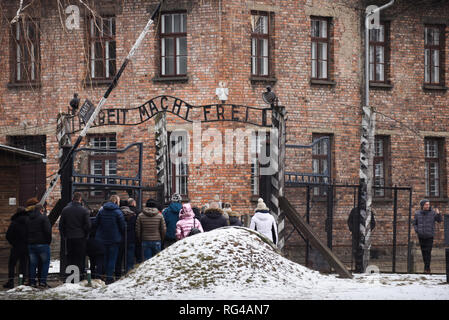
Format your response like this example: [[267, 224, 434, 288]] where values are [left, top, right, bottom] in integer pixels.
[[171, 193, 182, 202], [255, 198, 269, 212], [26, 197, 39, 207], [420, 199, 430, 210], [180, 203, 194, 217], [146, 199, 160, 209], [222, 202, 232, 213]]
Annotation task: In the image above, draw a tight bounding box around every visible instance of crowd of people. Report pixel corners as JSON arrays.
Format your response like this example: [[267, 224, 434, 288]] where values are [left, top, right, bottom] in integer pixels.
[[4, 198, 51, 289], [3, 192, 278, 288], [2, 193, 444, 289]]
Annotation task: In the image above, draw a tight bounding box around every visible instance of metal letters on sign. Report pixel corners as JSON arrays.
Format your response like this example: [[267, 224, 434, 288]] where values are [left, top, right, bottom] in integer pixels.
[[67, 95, 273, 134], [78, 99, 95, 124]]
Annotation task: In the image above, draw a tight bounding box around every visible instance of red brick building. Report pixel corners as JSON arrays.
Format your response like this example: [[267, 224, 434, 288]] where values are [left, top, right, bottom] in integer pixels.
[[0, 0, 448, 273]]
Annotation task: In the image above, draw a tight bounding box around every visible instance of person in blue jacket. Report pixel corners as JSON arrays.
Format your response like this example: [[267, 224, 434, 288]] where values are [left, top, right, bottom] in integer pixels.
[[94, 195, 125, 284], [162, 193, 182, 249]]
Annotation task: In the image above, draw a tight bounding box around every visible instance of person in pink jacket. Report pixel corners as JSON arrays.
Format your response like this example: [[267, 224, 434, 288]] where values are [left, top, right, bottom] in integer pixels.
[[176, 203, 203, 240]]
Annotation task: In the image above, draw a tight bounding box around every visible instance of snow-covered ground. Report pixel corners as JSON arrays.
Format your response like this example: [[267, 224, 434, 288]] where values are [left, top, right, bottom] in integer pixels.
[[1, 227, 448, 300]]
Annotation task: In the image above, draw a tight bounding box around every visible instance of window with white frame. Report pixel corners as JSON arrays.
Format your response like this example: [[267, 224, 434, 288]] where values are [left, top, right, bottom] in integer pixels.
[[88, 134, 117, 196], [312, 134, 332, 197], [88, 16, 116, 80], [311, 17, 330, 80], [160, 12, 187, 76], [424, 25, 444, 85], [369, 22, 389, 83], [250, 133, 261, 196], [12, 19, 40, 83], [251, 12, 270, 77], [425, 138, 444, 197], [374, 136, 391, 197], [168, 131, 188, 198]]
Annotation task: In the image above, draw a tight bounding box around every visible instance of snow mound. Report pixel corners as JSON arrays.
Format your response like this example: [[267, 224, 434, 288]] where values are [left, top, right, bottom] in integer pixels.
[[99, 227, 326, 299], [4, 227, 447, 300]]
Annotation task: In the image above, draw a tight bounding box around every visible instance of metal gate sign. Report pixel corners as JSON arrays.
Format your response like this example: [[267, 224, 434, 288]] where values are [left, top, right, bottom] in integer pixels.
[[78, 99, 95, 124], [66, 95, 274, 134]]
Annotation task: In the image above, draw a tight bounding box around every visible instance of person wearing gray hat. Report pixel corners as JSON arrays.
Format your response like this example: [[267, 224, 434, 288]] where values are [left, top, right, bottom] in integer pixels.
[[413, 199, 443, 273], [171, 193, 182, 203], [161, 193, 182, 249]]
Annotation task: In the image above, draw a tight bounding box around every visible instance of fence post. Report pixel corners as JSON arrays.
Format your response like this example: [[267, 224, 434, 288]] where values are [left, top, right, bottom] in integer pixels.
[[392, 186, 398, 273], [407, 188, 413, 273], [445, 214, 449, 282], [326, 184, 334, 250], [306, 185, 310, 266], [446, 248, 449, 283], [87, 269, 92, 286], [59, 145, 73, 280]]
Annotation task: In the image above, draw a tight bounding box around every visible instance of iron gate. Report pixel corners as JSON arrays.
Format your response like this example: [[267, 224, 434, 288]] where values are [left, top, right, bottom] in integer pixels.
[[284, 183, 413, 273], [283, 138, 414, 273]]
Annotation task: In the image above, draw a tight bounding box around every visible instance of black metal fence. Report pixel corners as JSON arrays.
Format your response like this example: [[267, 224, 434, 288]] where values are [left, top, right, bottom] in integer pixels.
[[282, 183, 447, 274]]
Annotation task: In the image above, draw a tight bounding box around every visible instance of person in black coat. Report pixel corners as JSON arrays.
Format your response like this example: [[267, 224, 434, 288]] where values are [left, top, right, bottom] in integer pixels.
[[27, 203, 52, 288], [347, 206, 376, 273], [200, 204, 228, 232], [228, 212, 243, 227], [223, 203, 243, 227], [4, 207, 29, 289], [86, 209, 105, 279], [192, 206, 203, 221], [59, 192, 91, 280], [115, 203, 138, 277], [128, 198, 142, 264], [413, 199, 442, 273]]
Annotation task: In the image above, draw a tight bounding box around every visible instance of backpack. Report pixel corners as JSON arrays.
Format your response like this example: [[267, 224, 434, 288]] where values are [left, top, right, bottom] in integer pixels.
[[187, 219, 202, 237]]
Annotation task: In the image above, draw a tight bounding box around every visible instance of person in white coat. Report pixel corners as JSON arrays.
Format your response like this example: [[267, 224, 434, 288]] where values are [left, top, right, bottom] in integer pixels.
[[250, 198, 278, 245]]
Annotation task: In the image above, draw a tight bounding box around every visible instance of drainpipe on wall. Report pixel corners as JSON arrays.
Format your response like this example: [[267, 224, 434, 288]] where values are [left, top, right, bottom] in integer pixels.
[[359, 0, 394, 273]]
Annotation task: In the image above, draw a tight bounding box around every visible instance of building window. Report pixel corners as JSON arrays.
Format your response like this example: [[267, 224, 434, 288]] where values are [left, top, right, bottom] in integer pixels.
[[88, 16, 116, 80], [424, 25, 444, 85], [311, 17, 330, 80], [88, 134, 117, 196], [369, 22, 388, 83], [6, 135, 46, 206], [250, 132, 267, 196], [374, 136, 390, 197], [160, 12, 187, 76], [11, 19, 40, 83], [250, 136, 260, 196], [168, 131, 188, 198], [312, 134, 332, 197], [251, 12, 271, 77], [425, 138, 445, 198]]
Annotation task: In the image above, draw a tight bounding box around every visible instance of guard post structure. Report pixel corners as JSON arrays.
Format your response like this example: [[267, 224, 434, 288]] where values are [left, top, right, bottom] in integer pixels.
[[59, 144, 73, 280], [270, 103, 287, 250]]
